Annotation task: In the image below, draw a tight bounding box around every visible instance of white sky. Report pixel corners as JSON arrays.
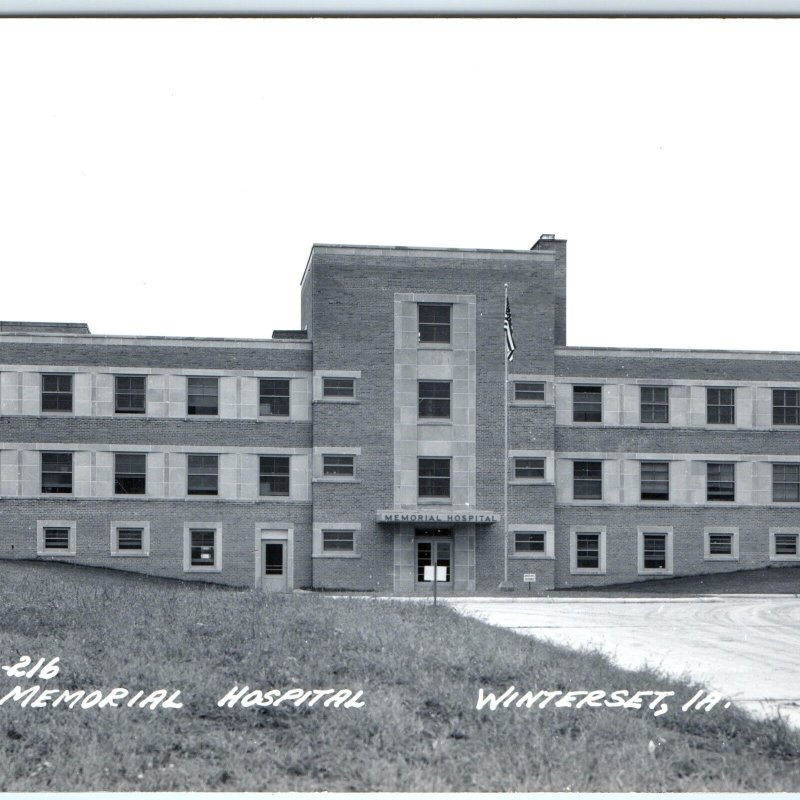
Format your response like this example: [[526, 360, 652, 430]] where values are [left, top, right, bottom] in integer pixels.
[[1, 18, 799, 350]]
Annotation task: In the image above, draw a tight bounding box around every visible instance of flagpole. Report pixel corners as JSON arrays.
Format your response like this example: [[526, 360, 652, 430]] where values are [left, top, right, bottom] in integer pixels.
[[502, 282, 510, 589]]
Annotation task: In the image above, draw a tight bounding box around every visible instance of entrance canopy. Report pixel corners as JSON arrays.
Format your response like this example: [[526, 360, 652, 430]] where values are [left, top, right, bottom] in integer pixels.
[[376, 509, 499, 525]]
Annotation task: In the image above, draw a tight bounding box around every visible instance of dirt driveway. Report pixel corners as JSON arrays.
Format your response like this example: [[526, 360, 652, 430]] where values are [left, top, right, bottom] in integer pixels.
[[447, 595, 800, 728]]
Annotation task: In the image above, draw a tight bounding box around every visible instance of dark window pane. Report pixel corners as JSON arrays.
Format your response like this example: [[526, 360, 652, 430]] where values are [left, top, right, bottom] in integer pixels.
[[41, 374, 73, 412], [515, 382, 545, 402], [187, 377, 219, 416], [576, 533, 600, 568], [43, 527, 70, 550], [114, 453, 146, 495], [418, 458, 451, 497], [642, 533, 667, 569], [641, 387, 669, 424], [187, 454, 218, 495], [418, 304, 451, 344], [515, 458, 545, 480], [706, 387, 735, 425], [573, 386, 602, 422], [514, 532, 545, 553], [260, 456, 290, 496], [41, 452, 73, 494], [418, 381, 451, 418], [573, 461, 602, 500], [323, 378, 355, 398], [707, 462, 735, 501], [641, 461, 669, 500], [323, 531, 354, 552], [259, 379, 290, 416], [322, 455, 354, 476], [773, 389, 800, 425], [773, 463, 800, 502], [115, 375, 146, 414], [709, 534, 732, 555], [117, 528, 144, 551], [264, 543, 284, 574], [190, 529, 216, 566]]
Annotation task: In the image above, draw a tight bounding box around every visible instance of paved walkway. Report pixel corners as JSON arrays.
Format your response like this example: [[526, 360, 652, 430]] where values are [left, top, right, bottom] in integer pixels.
[[446, 595, 800, 728]]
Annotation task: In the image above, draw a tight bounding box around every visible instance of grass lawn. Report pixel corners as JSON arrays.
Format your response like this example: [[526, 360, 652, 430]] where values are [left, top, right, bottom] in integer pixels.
[[1, 560, 799, 792]]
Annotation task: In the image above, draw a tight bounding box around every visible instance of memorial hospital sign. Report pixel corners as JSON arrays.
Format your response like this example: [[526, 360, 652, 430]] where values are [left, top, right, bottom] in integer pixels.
[[376, 510, 499, 524]]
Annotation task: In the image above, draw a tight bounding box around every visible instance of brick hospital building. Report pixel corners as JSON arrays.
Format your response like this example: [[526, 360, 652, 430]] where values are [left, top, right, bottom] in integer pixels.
[[1, 236, 799, 592]]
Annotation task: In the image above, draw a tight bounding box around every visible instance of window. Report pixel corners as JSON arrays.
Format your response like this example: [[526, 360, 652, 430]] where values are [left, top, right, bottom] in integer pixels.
[[418, 381, 451, 419], [111, 521, 150, 557], [183, 523, 222, 571], [41, 452, 73, 494], [573, 461, 602, 500], [259, 456, 290, 496], [259, 379, 290, 417], [704, 528, 739, 561], [773, 464, 800, 502], [773, 389, 800, 425], [41, 374, 73, 412], [514, 458, 545, 480], [640, 461, 669, 501], [514, 382, 545, 402], [37, 521, 77, 556], [707, 462, 735, 502], [187, 454, 218, 496], [640, 386, 669, 424], [115, 376, 146, 414], [322, 530, 355, 552], [323, 377, 355, 398], [418, 304, 451, 344], [772, 530, 800, 559], [322, 455, 355, 477], [637, 527, 673, 574], [573, 385, 602, 422], [418, 458, 451, 498], [707, 387, 734, 425], [187, 377, 219, 416], [114, 453, 146, 495], [514, 531, 545, 554], [570, 528, 607, 574]]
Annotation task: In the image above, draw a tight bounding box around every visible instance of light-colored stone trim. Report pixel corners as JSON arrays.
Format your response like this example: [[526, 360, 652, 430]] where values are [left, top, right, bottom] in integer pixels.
[[770, 527, 800, 561], [313, 522, 362, 558], [509, 450, 554, 484], [509, 374, 555, 407]]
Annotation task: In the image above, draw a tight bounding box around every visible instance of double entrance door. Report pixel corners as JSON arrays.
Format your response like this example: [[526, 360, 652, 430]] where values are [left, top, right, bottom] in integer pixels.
[[415, 528, 452, 590]]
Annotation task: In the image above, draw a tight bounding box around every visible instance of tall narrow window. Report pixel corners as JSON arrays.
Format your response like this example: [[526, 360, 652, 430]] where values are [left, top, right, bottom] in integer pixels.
[[259, 379, 290, 417], [573, 461, 602, 500], [114, 453, 147, 495], [573, 386, 602, 422], [418, 381, 451, 419], [640, 461, 669, 501], [707, 462, 735, 502], [418, 304, 451, 344], [187, 454, 219, 496], [418, 458, 451, 498], [41, 374, 73, 412], [773, 389, 800, 425], [706, 387, 734, 425], [187, 377, 219, 416], [640, 387, 669, 423], [773, 464, 800, 502], [259, 456, 290, 496], [115, 376, 146, 414], [41, 452, 73, 494]]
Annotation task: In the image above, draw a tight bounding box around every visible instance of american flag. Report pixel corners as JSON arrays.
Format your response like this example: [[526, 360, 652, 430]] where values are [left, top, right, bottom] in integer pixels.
[[504, 296, 516, 362]]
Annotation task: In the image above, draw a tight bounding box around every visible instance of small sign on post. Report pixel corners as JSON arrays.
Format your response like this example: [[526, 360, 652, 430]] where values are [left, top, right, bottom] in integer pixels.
[[523, 573, 536, 592], [423, 565, 448, 605]]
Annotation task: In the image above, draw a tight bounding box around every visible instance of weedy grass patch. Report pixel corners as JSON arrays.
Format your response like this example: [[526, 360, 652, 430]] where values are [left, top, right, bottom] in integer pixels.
[[0, 559, 799, 791]]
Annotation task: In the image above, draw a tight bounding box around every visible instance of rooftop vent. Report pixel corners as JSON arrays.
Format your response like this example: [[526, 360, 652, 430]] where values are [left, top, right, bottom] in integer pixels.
[[531, 234, 557, 252], [0, 321, 91, 334]]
